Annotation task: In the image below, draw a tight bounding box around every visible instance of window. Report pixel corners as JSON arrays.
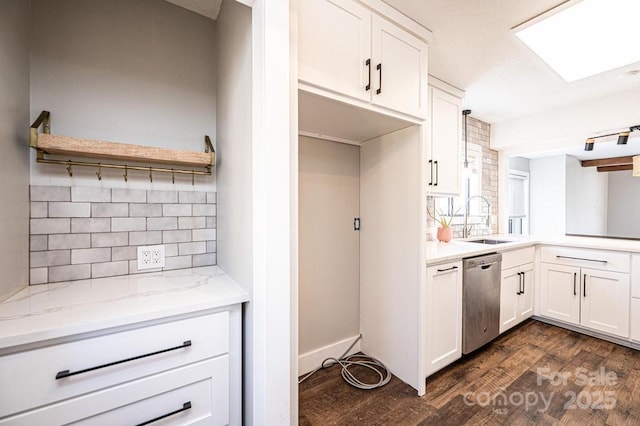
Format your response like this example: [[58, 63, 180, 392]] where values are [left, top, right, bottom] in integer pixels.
[[507, 170, 529, 235]]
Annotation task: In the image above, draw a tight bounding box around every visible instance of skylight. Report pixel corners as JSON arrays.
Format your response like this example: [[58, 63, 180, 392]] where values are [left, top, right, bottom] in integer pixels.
[[514, 0, 640, 82]]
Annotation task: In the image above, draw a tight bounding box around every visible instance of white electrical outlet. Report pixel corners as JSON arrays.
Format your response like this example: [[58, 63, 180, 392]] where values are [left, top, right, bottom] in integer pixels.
[[137, 245, 165, 270]]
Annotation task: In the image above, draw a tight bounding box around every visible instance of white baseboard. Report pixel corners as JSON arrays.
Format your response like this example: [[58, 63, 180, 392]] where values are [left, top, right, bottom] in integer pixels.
[[298, 335, 361, 376]]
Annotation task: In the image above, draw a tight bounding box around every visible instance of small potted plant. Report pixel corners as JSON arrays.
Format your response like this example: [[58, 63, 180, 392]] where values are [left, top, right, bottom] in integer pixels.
[[427, 208, 457, 243]]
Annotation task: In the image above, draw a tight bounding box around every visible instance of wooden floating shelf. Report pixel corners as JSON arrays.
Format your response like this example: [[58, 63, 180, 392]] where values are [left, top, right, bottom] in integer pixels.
[[35, 133, 213, 168], [29, 111, 215, 182]]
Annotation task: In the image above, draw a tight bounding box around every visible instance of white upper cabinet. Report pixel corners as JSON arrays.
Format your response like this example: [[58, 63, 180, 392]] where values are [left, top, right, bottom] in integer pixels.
[[427, 85, 462, 195], [298, 0, 429, 120], [298, 0, 371, 102]]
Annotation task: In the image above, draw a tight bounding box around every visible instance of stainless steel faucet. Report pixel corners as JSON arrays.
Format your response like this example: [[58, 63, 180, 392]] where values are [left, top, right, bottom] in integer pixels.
[[463, 195, 491, 238]]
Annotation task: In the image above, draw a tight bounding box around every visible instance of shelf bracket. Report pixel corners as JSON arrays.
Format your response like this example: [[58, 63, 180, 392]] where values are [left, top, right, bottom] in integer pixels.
[[30, 110, 51, 149], [205, 135, 216, 167]]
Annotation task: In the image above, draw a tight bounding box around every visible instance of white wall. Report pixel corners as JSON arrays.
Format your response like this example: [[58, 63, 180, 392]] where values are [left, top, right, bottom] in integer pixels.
[[0, 0, 30, 300], [607, 171, 640, 238], [298, 136, 360, 359], [509, 156, 529, 173], [215, 1, 254, 422], [29, 0, 216, 190], [529, 155, 566, 236], [565, 156, 608, 236]]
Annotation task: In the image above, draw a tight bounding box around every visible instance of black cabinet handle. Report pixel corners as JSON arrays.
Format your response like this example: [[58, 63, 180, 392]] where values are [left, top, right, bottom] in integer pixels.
[[516, 272, 522, 295], [522, 272, 525, 295], [428, 160, 433, 186], [583, 273, 587, 297], [136, 402, 192, 426], [573, 272, 577, 296], [434, 161, 439, 186], [365, 59, 371, 91], [376, 63, 382, 94], [437, 266, 458, 273], [55, 340, 192, 380]]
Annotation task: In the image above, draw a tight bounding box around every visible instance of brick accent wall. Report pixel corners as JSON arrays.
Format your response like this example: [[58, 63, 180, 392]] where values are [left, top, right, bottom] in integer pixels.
[[29, 185, 216, 284], [427, 116, 498, 240]]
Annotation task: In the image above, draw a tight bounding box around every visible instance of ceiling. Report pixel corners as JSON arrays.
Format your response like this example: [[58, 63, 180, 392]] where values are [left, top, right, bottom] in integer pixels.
[[164, 0, 222, 20], [382, 0, 640, 124]]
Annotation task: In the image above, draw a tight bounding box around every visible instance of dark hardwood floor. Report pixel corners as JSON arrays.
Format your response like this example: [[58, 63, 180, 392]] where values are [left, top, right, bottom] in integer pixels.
[[299, 320, 640, 425]]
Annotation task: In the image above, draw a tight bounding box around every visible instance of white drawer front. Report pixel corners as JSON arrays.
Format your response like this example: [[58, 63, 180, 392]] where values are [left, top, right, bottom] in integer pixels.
[[1, 356, 229, 426], [540, 246, 630, 273], [632, 254, 640, 298], [0, 312, 228, 418], [501, 246, 535, 270]]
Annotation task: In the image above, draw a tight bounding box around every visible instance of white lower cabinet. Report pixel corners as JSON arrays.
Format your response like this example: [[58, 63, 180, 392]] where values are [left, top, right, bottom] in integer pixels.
[[499, 263, 534, 333], [632, 298, 640, 343], [0, 308, 240, 425], [426, 261, 462, 376], [539, 263, 630, 338]]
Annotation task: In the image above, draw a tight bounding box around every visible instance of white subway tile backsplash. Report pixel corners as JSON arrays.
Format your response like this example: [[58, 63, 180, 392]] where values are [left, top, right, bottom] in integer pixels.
[[112, 217, 146, 232], [30, 202, 48, 218], [163, 230, 191, 243], [48, 264, 91, 282], [163, 204, 191, 217], [164, 255, 192, 270], [193, 253, 216, 267], [71, 248, 111, 264], [92, 261, 128, 278], [147, 190, 177, 204], [129, 231, 163, 246], [30, 250, 70, 268], [72, 218, 110, 233], [92, 203, 128, 218], [129, 203, 162, 217], [179, 191, 206, 204], [29, 186, 216, 284], [30, 268, 48, 285], [91, 232, 128, 248], [49, 202, 91, 218], [30, 235, 48, 252], [178, 216, 206, 230], [71, 187, 111, 202], [192, 228, 216, 242], [30, 185, 70, 202], [31, 218, 70, 235], [193, 204, 216, 217], [112, 188, 146, 203], [178, 241, 206, 256], [49, 234, 91, 250], [112, 246, 137, 261], [147, 217, 178, 231]]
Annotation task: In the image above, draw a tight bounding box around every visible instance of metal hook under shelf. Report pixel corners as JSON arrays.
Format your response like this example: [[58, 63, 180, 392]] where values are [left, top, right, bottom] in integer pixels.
[[123, 165, 128, 182], [96, 163, 102, 181], [66, 160, 73, 177]]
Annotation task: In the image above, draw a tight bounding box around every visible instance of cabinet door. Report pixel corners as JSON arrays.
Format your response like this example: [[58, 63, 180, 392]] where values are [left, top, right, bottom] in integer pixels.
[[427, 86, 461, 195], [539, 263, 580, 325], [631, 298, 640, 342], [298, 0, 372, 102], [518, 264, 535, 321], [426, 262, 462, 375], [581, 268, 630, 338], [499, 267, 520, 333], [371, 15, 428, 119]]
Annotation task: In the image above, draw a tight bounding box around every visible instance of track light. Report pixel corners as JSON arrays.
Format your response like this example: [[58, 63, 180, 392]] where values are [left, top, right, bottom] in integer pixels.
[[617, 131, 629, 145], [584, 125, 640, 151], [584, 138, 595, 151]]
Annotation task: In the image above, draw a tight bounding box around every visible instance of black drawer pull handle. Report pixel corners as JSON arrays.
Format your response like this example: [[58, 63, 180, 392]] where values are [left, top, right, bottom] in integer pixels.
[[583, 274, 587, 297], [437, 266, 458, 273], [55, 340, 192, 380], [428, 160, 433, 185], [376, 63, 382, 94], [365, 59, 371, 91], [573, 272, 577, 295], [516, 272, 522, 295], [434, 161, 439, 186], [556, 255, 607, 264], [136, 401, 192, 426], [521, 272, 525, 295]]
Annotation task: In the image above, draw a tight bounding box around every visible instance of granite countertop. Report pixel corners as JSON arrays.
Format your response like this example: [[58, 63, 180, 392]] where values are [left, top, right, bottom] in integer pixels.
[[426, 234, 640, 265], [0, 266, 249, 350]]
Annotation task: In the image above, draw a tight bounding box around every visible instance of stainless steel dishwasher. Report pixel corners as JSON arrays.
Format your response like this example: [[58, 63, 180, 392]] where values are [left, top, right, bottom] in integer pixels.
[[462, 252, 502, 354]]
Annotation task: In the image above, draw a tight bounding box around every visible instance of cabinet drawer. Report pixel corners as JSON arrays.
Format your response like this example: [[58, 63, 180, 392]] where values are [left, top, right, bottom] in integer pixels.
[[632, 255, 640, 298], [0, 312, 228, 418], [501, 246, 535, 270], [1, 356, 229, 426], [540, 246, 630, 273]]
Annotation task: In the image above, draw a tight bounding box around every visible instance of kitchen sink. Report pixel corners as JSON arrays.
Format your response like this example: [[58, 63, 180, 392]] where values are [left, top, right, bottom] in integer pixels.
[[467, 239, 511, 245]]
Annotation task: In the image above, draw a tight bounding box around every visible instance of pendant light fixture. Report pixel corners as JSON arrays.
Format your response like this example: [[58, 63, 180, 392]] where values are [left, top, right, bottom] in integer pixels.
[[584, 125, 640, 151]]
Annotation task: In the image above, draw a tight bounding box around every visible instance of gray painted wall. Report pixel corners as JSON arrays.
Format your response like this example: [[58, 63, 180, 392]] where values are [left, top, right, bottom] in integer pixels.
[[29, 0, 216, 190], [509, 156, 530, 173], [565, 156, 608, 236], [529, 155, 566, 236], [607, 171, 640, 238], [0, 0, 31, 300]]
